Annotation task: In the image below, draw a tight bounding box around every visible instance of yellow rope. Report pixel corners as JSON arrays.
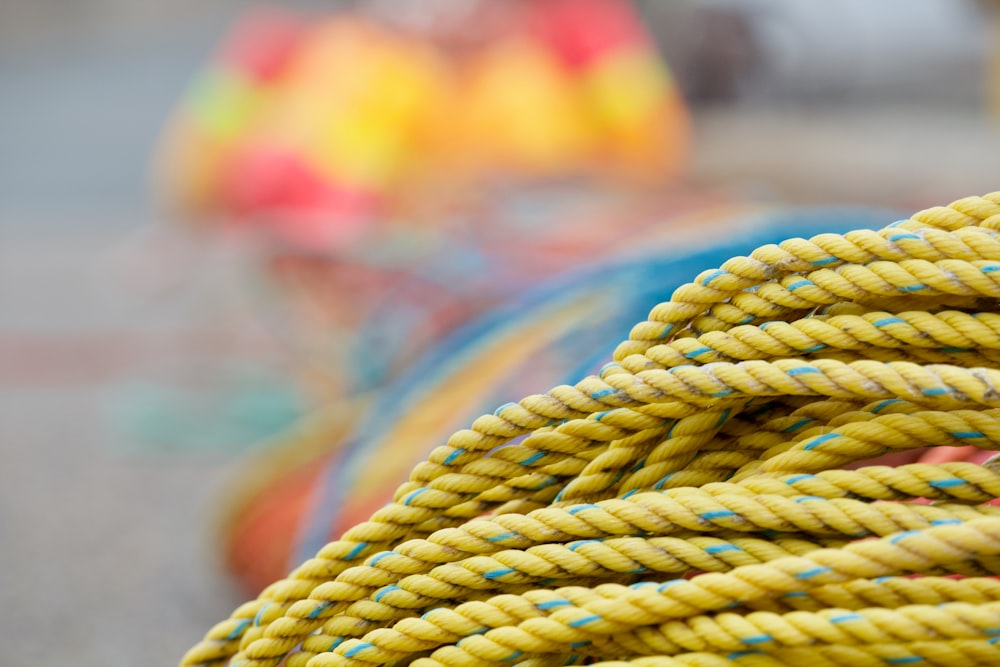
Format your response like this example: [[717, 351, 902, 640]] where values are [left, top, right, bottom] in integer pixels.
[[181, 192, 1000, 667]]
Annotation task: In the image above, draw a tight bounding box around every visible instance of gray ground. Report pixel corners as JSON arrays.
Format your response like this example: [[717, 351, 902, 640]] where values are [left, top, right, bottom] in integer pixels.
[[3, 4, 1000, 667]]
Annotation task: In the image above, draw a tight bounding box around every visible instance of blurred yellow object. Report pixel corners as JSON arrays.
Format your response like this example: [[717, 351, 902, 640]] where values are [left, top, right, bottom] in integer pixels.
[[458, 40, 594, 176], [155, 1, 691, 245]]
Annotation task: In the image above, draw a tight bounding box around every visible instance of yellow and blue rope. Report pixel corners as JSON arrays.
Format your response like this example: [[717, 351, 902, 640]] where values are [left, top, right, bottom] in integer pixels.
[[183, 192, 1000, 667]]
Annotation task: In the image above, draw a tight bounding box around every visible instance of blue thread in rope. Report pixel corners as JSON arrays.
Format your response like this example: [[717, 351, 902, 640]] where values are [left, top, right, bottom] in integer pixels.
[[401, 488, 427, 506], [568, 504, 602, 515], [373, 585, 400, 603], [569, 615, 601, 628], [343, 542, 368, 560], [484, 568, 516, 580], [705, 544, 742, 554], [803, 433, 840, 450], [443, 448, 464, 465], [796, 566, 831, 580], [344, 643, 373, 658], [306, 601, 330, 620], [226, 619, 251, 640], [928, 478, 965, 488], [487, 532, 519, 543], [537, 598, 572, 609]]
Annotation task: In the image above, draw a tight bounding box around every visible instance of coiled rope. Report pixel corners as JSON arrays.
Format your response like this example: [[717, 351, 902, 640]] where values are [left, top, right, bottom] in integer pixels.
[[182, 191, 1000, 667]]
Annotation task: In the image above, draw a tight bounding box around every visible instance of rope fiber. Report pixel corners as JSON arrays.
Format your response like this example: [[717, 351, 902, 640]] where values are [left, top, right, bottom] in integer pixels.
[[182, 191, 1000, 667]]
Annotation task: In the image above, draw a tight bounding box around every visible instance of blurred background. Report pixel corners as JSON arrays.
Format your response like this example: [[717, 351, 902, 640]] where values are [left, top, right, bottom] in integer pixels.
[[3, 1, 1000, 665]]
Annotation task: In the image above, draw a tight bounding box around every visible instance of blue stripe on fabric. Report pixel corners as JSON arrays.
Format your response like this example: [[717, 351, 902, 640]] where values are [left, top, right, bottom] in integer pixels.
[[701, 510, 737, 520], [951, 431, 984, 439], [803, 433, 840, 450], [981, 264, 1000, 273], [786, 280, 814, 291], [787, 366, 820, 376], [502, 651, 523, 661], [802, 344, 826, 353], [811, 256, 838, 266], [591, 388, 617, 399], [741, 634, 772, 645], [253, 604, 270, 627], [886, 657, 923, 664], [795, 495, 825, 503], [494, 402, 518, 416], [899, 284, 926, 292], [328, 637, 345, 651], [888, 233, 921, 242], [922, 387, 949, 396], [873, 317, 906, 327], [685, 346, 713, 359]]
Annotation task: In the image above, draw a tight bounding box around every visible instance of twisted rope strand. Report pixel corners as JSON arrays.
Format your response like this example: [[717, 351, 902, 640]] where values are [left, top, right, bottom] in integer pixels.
[[181, 192, 1000, 667]]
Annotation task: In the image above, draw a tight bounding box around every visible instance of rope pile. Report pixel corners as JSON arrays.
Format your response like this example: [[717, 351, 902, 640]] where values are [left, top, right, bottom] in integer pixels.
[[183, 191, 1000, 667]]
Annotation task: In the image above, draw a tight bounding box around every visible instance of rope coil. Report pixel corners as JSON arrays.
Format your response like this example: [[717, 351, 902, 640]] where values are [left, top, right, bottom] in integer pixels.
[[182, 192, 1000, 667]]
